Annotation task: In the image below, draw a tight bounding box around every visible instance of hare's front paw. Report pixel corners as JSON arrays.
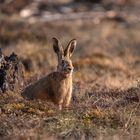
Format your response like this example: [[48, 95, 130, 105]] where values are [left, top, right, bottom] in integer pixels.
[[59, 104, 62, 110]]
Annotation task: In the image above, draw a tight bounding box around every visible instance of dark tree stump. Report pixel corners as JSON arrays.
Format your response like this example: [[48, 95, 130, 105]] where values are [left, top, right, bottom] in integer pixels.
[[0, 49, 25, 93]]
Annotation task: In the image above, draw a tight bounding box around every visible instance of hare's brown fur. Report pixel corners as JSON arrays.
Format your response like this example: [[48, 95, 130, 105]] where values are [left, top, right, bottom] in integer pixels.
[[21, 37, 77, 110]]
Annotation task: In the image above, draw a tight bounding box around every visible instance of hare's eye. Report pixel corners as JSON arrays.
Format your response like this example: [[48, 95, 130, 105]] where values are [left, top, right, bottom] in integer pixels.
[[61, 60, 65, 65]]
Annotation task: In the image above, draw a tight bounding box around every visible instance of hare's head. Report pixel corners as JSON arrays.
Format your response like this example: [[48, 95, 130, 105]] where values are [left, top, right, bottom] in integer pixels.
[[52, 37, 77, 76]]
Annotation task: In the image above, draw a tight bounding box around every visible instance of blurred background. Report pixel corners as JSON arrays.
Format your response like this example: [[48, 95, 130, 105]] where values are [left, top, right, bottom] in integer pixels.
[[0, 0, 140, 82], [0, 0, 140, 139]]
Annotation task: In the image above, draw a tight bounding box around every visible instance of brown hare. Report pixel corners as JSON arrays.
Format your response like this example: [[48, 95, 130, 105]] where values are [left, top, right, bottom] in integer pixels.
[[21, 37, 77, 110]]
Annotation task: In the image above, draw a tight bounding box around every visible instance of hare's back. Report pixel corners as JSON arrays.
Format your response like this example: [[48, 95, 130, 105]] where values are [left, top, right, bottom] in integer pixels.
[[21, 72, 61, 100], [21, 75, 49, 100]]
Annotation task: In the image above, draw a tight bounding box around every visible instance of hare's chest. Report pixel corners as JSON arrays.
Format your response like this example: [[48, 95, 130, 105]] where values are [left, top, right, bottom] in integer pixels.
[[54, 78, 72, 96], [57, 80, 71, 94]]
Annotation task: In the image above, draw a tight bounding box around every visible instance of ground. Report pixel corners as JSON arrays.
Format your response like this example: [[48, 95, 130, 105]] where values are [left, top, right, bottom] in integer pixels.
[[0, 0, 140, 140]]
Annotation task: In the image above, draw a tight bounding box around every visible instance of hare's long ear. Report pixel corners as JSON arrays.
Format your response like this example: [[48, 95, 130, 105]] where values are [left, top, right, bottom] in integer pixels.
[[52, 37, 64, 58], [64, 39, 77, 58]]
